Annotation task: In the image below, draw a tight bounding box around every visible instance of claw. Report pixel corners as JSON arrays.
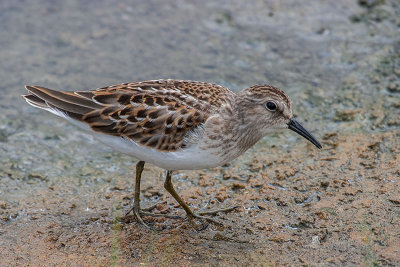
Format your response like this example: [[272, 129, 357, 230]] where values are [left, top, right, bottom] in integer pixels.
[[197, 206, 239, 216]]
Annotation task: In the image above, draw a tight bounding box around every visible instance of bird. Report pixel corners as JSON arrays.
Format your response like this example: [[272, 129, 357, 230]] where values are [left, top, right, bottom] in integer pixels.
[[23, 79, 321, 229]]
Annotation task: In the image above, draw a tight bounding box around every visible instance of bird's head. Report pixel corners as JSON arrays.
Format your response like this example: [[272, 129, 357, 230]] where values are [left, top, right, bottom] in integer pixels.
[[236, 85, 321, 149]]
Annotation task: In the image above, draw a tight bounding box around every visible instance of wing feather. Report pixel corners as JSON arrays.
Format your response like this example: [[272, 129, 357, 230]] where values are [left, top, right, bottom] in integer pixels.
[[24, 80, 234, 151]]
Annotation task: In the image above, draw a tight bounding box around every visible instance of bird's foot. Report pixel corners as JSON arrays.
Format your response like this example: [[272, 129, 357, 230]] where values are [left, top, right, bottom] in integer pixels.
[[124, 201, 162, 216], [197, 205, 239, 216], [123, 202, 182, 230], [187, 213, 223, 231], [187, 206, 239, 230]]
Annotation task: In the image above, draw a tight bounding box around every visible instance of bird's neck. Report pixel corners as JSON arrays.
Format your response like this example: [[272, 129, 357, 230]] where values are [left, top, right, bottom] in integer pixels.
[[217, 98, 265, 158], [198, 97, 265, 163], [232, 120, 264, 154]]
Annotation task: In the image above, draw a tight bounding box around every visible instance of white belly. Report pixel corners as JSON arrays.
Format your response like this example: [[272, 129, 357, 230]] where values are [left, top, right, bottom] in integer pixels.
[[94, 133, 224, 170]]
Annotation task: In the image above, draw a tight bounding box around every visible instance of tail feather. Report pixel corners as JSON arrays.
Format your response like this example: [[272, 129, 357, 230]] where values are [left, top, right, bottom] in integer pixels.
[[24, 85, 103, 117], [23, 94, 48, 109], [74, 91, 95, 100], [22, 85, 126, 133], [26, 86, 101, 109]]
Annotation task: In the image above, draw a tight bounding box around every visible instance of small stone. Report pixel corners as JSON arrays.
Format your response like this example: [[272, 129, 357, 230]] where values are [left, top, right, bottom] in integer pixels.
[[274, 166, 296, 180], [215, 188, 228, 202], [245, 227, 254, 234], [28, 172, 47, 181], [334, 109, 361, 121], [257, 202, 268, 210], [387, 82, 400, 93], [9, 170, 25, 180], [212, 233, 229, 241], [0, 129, 7, 142], [358, 0, 384, 8], [389, 196, 400, 205], [311, 235, 320, 248], [231, 182, 245, 190], [320, 181, 330, 188], [343, 187, 362, 196], [89, 216, 100, 222], [268, 233, 294, 243]]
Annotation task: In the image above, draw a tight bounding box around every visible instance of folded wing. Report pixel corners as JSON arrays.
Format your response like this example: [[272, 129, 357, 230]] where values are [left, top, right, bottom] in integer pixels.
[[23, 80, 233, 151]]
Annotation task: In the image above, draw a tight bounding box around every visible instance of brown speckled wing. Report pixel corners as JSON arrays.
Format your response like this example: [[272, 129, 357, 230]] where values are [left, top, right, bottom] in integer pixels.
[[25, 80, 234, 151]]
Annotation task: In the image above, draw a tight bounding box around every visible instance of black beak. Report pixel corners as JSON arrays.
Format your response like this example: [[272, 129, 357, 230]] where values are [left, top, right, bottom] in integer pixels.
[[287, 119, 322, 149]]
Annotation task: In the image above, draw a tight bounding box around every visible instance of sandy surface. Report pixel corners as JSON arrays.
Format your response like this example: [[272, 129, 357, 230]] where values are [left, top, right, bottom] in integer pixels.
[[0, 0, 399, 266]]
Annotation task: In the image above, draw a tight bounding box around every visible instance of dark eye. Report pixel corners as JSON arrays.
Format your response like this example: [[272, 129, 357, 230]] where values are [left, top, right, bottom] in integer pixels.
[[265, 101, 277, 111]]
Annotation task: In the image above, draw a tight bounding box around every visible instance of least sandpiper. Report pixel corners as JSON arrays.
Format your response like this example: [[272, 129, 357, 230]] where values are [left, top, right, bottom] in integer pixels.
[[23, 79, 321, 229]]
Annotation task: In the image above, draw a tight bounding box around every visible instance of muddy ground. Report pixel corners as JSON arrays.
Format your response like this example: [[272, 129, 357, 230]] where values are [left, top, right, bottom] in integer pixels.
[[0, 0, 399, 266]]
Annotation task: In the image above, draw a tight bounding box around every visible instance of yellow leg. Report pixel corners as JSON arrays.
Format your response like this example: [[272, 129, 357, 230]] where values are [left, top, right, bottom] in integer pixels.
[[164, 171, 237, 227], [124, 161, 181, 229]]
